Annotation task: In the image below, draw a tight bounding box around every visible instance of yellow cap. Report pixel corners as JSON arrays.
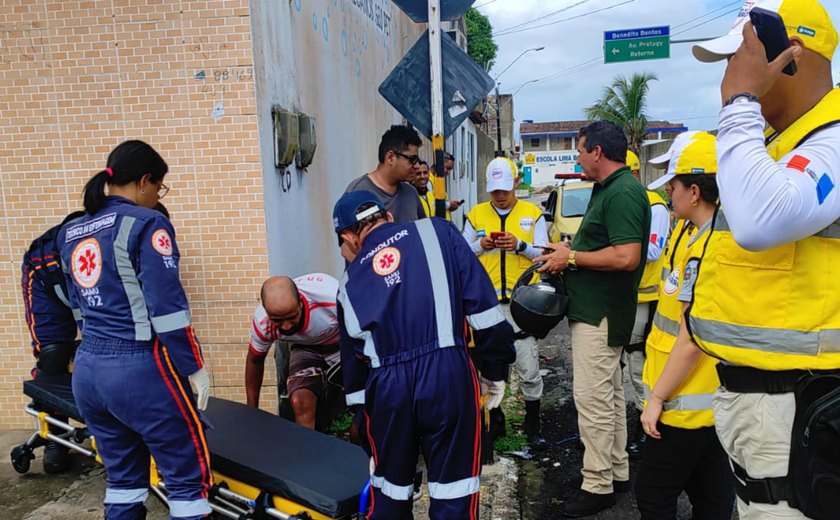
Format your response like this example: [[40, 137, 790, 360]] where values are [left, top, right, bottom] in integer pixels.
[[693, 0, 837, 63], [626, 150, 641, 171], [648, 132, 717, 190]]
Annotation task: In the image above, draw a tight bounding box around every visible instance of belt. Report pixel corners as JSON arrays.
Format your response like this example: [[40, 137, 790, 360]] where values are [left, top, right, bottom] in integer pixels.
[[716, 364, 840, 394], [730, 459, 788, 505]]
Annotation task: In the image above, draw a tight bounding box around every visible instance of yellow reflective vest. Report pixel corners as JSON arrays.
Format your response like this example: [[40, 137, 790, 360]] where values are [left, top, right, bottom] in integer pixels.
[[638, 191, 670, 303], [467, 200, 544, 301], [689, 89, 840, 371], [644, 219, 720, 428], [419, 190, 434, 218]]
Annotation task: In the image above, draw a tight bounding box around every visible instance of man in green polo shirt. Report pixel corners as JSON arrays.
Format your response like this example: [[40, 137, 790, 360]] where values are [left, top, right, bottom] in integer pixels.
[[536, 121, 650, 518]]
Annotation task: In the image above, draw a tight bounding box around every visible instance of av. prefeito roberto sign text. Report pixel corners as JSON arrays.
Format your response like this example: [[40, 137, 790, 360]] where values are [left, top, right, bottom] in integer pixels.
[[604, 26, 670, 64]]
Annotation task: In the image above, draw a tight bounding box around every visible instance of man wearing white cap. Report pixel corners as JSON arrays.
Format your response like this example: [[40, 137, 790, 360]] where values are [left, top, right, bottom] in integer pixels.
[[463, 157, 550, 448], [689, 1, 840, 519]]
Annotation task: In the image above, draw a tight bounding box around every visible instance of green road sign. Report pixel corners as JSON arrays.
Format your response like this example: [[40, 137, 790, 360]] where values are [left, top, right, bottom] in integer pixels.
[[604, 26, 670, 63]]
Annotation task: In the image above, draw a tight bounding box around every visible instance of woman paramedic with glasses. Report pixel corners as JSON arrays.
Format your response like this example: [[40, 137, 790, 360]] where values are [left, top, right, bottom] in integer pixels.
[[58, 140, 212, 520]]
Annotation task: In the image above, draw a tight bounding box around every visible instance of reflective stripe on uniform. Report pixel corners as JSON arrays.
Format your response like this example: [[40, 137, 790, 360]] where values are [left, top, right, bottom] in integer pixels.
[[151, 310, 192, 333], [337, 280, 380, 368], [644, 385, 713, 412], [427, 476, 480, 499], [415, 219, 456, 348], [371, 476, 414, 500], [114, 217, 152, 341], [661, 267, 670, 282], [653, 311, 680, 337], [638, 285, 659, 294], [169, 498, 211, 517], [72, 307, 82, 321], [466, 306, 506, 331], [690, 316, 840, 356], [104, 487, 149, 504], [345, 389, 365, 406]]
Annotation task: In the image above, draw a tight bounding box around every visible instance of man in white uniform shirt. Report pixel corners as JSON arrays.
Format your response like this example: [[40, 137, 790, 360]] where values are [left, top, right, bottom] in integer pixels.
[[245, 274, 341, 430]]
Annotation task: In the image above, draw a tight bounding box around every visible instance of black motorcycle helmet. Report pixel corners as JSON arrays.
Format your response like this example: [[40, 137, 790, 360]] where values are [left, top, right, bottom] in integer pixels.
[[510, 263, 568, 339]]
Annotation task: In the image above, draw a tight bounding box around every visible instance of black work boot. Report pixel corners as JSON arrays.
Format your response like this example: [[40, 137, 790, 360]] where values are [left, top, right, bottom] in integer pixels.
[[524, 399, 548, 449], [627, 410, 646, 460], [43, 423, 71, 474], [562, 489, 616, 517]]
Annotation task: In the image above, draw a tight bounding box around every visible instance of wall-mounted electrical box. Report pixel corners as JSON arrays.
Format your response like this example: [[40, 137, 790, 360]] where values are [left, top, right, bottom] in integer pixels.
[[273, 106, 299, 169], [296, 114, 317, 168]]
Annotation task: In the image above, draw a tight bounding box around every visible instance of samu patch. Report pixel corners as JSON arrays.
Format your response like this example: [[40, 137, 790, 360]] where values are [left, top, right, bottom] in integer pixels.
[[520, 217, 534, 233], [663, 267, 680, 296], [72, 238, 102, 289], [152, 229, 173, 256], [373, 247, 401, 276]]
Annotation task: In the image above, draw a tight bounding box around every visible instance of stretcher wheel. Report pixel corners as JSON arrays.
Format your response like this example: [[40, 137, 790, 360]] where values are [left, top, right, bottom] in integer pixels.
[[11, 445, 34, 474]]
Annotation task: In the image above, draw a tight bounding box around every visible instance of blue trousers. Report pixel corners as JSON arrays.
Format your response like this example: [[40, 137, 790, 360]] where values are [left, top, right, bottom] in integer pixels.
[[360, 347, 482, 520], [73, 337, 212, 520]]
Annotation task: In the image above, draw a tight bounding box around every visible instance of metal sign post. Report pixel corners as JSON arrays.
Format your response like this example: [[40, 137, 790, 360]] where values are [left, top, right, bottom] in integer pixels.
[[428, 0, 447, 218]]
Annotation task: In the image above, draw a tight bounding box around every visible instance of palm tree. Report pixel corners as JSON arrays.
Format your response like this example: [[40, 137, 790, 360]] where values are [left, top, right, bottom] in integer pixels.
[[585, 72, 658, 152]]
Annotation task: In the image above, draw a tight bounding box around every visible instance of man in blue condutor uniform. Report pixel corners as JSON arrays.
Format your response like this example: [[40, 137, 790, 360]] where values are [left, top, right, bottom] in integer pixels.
[[59, 140, 211, 520], [334, 190, 516, 519]]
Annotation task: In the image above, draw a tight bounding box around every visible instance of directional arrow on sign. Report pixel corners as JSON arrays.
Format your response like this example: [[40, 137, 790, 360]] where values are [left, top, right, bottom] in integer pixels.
[[379, 30, 494, 139], [390, 0, 476, 23]]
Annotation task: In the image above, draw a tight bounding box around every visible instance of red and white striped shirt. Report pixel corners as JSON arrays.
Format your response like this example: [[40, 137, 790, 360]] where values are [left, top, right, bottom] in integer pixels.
[[249, 273, 339, 356]]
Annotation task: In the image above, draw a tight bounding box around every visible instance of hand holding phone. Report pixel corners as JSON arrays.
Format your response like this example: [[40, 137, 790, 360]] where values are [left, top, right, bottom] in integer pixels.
[[490, 231, 505, 241], [749, 7, 797, 76]]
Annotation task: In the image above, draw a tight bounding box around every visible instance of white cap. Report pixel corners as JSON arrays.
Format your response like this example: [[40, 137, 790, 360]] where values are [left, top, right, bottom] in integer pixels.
[[693, 0, 782, 62], [485, 157, 517, 193]]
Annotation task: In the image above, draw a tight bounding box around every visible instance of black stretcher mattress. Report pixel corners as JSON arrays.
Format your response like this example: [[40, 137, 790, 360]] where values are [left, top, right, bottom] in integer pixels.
[[23, 375, 369, 518]]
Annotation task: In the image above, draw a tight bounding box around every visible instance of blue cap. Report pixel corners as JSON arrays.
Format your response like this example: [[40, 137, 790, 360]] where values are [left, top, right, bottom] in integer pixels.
[[332, 190, 386, 235]]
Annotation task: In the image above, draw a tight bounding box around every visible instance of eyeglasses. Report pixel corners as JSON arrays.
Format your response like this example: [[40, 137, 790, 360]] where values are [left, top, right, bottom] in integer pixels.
[[394, 151, 420, 165], [158, 183, 170, 199]]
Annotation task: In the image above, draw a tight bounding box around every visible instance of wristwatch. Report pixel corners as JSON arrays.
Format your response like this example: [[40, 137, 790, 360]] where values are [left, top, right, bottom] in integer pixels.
[[567, 250, 578, 271], [515, 240, 527, 254], [723, 92, 759, 107]]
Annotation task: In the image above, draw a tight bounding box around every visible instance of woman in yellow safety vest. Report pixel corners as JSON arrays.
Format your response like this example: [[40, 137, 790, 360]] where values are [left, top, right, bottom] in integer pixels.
[[635, 132, 735, 520]]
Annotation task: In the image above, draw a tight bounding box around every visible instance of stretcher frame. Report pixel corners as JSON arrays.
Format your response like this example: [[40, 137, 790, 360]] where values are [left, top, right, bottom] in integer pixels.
[[11, 392, 376, 520]]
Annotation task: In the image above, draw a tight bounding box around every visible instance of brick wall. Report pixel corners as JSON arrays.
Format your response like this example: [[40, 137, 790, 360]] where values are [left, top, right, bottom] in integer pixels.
[[0, 0, 278, 428]]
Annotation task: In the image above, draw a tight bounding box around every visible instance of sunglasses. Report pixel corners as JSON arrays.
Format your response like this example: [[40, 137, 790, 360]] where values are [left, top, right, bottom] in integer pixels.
[[394, 151, 420, 165]]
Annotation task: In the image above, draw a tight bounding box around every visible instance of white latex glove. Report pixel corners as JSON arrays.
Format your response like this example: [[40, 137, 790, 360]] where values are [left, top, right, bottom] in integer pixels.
[[480, 376, 505, 410], [188, 367, 211, 411]]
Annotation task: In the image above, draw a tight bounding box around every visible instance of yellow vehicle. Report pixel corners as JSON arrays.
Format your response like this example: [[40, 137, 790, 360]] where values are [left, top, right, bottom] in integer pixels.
[[542, 177, 594, 243]]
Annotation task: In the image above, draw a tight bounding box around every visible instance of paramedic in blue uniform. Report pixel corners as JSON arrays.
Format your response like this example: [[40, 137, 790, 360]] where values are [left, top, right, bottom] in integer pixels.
[[334, 190, 516, 520], [21, 210, 85, 473], [58, 140, 212, 520]]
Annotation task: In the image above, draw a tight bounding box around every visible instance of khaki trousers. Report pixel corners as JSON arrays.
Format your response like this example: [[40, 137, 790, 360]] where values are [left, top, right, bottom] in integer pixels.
[[712, 388, 807, 519], [571, 318, 629, 494]]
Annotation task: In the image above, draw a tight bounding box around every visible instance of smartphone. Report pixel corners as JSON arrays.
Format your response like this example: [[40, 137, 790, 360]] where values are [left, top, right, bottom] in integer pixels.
[[749, 7, 797, 76], [490, 231, 505, 241]]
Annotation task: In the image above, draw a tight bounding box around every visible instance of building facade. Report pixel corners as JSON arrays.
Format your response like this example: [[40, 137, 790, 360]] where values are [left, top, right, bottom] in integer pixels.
[[0, 0, 430, 428]]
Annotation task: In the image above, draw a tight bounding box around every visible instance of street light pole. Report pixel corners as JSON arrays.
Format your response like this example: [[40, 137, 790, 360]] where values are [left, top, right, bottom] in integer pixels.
[[495, 83, 503, 157], [491, 46, 544, 158]]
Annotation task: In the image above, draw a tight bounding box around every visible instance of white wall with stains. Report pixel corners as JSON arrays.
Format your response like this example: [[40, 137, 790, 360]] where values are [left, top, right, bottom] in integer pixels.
[[250, 0, 425, 278]]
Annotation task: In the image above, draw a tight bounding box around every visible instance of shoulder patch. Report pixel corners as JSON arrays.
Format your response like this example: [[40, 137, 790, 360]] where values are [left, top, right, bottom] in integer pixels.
[[72, 238, 102, 289], [151, 229, 173, 256], [372, 247, 401, 276]]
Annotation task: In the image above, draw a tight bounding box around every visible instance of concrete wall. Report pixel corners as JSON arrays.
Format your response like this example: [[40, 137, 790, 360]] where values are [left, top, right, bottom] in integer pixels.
[[252, 0, 423, 277]]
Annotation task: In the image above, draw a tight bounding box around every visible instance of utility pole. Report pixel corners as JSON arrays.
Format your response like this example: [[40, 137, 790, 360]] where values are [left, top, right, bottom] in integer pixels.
[[495, 83, 503, 157], [428, 0, 447, 218]]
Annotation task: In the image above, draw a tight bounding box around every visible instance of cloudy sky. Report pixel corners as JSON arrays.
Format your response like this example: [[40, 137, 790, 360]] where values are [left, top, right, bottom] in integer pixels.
[[478, 0, 840, 133]]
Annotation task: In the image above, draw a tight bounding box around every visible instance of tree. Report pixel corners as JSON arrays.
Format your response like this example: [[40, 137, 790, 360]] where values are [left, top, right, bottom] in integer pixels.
[[585, 72, 658, 152], [465, 8, 497, 71]]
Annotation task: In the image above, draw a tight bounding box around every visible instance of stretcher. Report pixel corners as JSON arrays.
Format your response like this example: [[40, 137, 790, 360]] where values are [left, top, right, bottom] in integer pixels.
[[10, 374, 373, 520]]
